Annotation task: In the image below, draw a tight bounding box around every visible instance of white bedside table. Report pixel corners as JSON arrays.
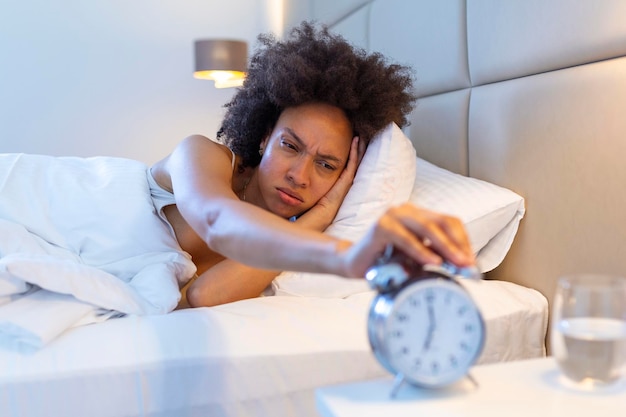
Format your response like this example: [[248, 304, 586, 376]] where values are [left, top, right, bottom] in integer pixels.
[[316, 357, 626, 417]]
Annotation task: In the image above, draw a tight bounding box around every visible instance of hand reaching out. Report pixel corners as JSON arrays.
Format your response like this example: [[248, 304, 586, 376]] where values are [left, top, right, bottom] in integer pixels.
[[338, 204, 476, 278]]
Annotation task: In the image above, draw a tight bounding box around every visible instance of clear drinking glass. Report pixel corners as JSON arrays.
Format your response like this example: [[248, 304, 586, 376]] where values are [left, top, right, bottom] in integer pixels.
[[551, 274, 626, 387]]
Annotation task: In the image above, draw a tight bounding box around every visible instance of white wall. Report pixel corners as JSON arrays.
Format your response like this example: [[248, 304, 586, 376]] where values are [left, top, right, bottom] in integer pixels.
[[0, 0, 283, 164], [283, 0, 370, 31]]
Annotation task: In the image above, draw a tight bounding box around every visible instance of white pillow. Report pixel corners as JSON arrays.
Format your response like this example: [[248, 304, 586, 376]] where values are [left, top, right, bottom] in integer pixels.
[[411, 157, 525, 273], [270, 123, 417, 297]]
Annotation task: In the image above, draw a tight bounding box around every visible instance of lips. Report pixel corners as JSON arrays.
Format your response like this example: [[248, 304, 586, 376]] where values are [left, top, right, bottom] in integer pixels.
[[276, 187, 303, 206]]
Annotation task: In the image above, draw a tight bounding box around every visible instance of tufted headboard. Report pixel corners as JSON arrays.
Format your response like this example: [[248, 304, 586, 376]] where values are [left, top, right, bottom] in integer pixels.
[[284, 0, 626, 340]]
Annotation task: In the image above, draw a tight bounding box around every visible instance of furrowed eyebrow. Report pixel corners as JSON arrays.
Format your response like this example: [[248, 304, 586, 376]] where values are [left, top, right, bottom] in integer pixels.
[[284, 127, 345, 165]]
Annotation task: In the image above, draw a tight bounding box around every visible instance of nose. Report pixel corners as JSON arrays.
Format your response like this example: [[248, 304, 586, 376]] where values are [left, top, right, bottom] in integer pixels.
[[287, 156, 311, 187]]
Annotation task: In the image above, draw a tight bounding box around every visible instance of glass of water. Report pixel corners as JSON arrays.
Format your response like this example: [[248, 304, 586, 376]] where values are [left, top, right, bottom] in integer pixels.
[[551, 274, 626, 387]]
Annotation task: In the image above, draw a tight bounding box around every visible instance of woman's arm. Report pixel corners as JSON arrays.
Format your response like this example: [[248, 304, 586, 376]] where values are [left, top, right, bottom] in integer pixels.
[[162, 135, 348, 275], [185, 260, 279, 307], [184, 137, 363, 307], [163, 135, 474, 280]]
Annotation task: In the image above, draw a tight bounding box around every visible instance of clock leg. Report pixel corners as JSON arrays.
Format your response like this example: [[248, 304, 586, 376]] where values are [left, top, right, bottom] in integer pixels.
[[389, 373, 406, 399], [467, 372, 479, 388]]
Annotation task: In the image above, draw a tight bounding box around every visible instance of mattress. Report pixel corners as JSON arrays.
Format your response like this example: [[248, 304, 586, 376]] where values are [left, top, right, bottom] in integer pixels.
[[0, 280, 547, 417]]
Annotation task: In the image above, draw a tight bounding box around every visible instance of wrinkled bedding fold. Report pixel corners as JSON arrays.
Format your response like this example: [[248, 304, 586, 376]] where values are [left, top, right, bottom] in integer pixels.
[[0, 153, 196, 353]]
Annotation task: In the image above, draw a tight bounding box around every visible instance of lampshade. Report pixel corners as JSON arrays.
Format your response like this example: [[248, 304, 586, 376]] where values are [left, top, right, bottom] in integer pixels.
[[194, 39, 248, 88]]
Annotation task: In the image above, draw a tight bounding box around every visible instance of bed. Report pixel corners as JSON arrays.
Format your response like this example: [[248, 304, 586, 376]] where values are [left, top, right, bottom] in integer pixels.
[[0, 119, 545, 417], [3, 0, 626, 416]]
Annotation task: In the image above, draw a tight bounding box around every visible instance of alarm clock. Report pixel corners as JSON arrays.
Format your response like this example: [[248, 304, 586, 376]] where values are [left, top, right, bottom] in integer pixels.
[[365, 244, 485, 395]]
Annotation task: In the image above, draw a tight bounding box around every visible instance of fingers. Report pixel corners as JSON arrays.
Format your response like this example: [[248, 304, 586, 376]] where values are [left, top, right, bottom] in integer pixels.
[[308, 138, 362, 223], [339, 213, 435, 278], [326, 137, 361, 200], [436, 212, 474, 262], [370, 204, 475, 269], [344, 136, 361, 177], [378, 207, 445, 266], [356, 135, 367, 164]]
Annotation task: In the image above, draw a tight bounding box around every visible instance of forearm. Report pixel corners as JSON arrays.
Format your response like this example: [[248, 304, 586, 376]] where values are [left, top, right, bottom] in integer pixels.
[[292, 204, 336, 232], [210, 202, 351, 275], [183, 197, 348, 308], [180, 196, 352, 276], [186, 260, 280, 307], [184, 204, 343, 308]]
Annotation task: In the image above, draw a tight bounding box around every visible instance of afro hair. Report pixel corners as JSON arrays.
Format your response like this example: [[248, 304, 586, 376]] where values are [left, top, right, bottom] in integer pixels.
[[217, 21, 417, 168]]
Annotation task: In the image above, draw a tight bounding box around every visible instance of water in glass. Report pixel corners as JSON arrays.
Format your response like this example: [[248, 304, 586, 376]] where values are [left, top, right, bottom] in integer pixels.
[[551, 274, 626, 386]]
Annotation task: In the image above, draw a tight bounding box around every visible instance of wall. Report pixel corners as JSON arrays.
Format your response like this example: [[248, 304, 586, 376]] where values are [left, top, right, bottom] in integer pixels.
[[0, 0, 283, 164], [283, 0, 370, 31]]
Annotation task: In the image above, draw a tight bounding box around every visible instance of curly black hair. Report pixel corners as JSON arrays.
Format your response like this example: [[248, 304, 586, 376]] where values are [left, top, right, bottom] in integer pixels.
[[217, 21, 417, 168]]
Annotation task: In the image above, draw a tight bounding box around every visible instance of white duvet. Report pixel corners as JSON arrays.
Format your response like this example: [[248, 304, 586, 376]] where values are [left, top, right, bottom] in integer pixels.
[[0, 153, 196, 353]]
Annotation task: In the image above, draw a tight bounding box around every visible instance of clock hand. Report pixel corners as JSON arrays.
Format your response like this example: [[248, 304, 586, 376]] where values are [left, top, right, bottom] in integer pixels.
[[423, 303, 436, 351]]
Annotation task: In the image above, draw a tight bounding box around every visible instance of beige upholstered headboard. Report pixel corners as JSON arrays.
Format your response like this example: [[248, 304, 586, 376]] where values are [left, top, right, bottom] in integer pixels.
[[284, 0, 626, 335]]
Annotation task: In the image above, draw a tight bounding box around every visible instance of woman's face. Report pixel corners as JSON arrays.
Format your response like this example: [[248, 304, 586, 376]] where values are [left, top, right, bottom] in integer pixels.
[[255, 102, 353, 219]]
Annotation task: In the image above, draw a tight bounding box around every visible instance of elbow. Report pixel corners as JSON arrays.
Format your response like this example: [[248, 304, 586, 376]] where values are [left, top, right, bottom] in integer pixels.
[[186, 281, 218, 308], [186, 277, 241, 308], [178, 199, 234, 255]]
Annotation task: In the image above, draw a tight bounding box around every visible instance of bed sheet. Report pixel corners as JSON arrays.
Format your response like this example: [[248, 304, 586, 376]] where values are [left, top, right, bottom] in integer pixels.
[[0, 280, 547, 417]]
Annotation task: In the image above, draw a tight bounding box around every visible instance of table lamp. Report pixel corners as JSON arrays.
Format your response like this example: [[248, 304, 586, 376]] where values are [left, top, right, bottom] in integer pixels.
[[193, 39, 248, 88]]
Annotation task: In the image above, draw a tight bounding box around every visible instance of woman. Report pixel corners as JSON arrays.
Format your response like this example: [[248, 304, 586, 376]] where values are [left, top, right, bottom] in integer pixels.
[[150, 23, 475, 307]]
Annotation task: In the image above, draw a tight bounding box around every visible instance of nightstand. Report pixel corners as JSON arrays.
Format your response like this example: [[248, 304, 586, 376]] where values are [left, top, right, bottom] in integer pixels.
[[316, 357, 626, 417]]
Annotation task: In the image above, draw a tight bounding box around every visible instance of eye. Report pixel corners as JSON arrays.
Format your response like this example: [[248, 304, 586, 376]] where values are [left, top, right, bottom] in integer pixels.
[[317, 160, 337, 172], [280, 138, 298, 152]]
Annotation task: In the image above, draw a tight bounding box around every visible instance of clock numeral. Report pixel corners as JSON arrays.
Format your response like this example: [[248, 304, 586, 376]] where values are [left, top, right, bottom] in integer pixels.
[[460, 341, 470, 352], [392, 330, 403, 338], [464, 323, 474, 333], [449, 355, 458, 367], [409, 297, 420, 308], [431, 361, 440, 374], [413, 358, 422, 369], [457, 305, 469, 316], [396, 313, 409, 322], [425, 291, 435, 303]]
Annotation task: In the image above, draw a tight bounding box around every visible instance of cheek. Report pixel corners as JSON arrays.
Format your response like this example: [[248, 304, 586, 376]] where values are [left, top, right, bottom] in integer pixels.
[[257, 153, 286, 189], [259, 152, 283, 175]]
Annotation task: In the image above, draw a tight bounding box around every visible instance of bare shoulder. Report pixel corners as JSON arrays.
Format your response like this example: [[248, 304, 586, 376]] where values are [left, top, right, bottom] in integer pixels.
[[172, 134, 225, 153], [150, 135, 234, 191]]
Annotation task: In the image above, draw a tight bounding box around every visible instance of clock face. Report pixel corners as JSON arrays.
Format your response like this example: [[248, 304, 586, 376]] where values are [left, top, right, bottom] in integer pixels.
[[378, 279, 484, 387]]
